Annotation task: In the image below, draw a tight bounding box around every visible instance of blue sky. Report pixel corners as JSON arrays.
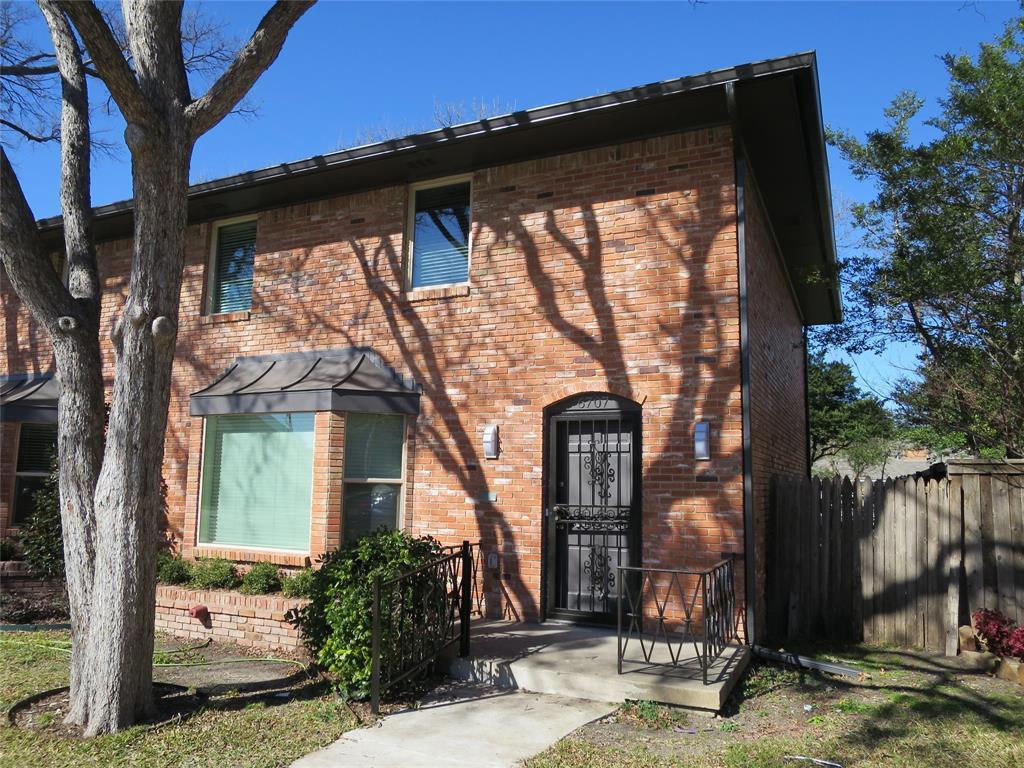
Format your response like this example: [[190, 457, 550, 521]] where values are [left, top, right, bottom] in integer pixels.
[[6, 1, 1020, 398]]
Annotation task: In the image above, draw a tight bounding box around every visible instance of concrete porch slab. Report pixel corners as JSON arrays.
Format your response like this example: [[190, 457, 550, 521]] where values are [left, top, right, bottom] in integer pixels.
[[446, 620, 750, 712]]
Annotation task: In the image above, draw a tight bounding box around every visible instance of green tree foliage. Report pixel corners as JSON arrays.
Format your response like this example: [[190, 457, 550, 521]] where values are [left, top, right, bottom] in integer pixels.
[[824, 19, 1024, 458], [290, 530, 442, 697], [808, 354, 894, 465]]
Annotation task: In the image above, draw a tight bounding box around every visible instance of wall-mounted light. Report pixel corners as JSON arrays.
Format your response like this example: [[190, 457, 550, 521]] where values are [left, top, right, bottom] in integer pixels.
[[694, 421, 711, 461], [483, 423, 500, 459]]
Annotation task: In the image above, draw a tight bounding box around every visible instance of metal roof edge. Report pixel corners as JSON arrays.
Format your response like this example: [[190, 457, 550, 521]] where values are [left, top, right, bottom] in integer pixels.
[[35, 51, 818, 234]]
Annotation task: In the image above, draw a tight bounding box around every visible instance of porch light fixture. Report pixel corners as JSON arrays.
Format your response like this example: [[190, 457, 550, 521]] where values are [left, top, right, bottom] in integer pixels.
[[483, 423, 500, 459], [694, 421, 711, 461]]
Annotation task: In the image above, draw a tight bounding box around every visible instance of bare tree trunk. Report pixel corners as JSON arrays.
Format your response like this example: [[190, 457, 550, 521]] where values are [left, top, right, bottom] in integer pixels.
[[35, 1, 106, 727], [0, 0, 315, 735]]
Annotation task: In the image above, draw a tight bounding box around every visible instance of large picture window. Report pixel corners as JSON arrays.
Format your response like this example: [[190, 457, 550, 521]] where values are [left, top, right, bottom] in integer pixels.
[[198, 413, 313, 551], [13, 423, 57, 525], [208, 218, 257, 314], [343, 413, 405, 543], [407, 179, 471, 289]]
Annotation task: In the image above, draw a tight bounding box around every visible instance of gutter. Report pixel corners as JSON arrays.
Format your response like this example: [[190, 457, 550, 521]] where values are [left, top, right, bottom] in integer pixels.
[[726, 81, 758, 645], [35, 51, 819, 237]]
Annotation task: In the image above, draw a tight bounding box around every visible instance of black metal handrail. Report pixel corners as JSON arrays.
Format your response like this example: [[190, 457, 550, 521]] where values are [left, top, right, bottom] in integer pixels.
[[616, 558, 738, 685], [370, 540, 478, 712]]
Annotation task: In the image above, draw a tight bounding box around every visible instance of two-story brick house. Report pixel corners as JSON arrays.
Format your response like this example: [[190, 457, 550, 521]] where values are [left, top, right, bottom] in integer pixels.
[[1, 52, 839, 642]]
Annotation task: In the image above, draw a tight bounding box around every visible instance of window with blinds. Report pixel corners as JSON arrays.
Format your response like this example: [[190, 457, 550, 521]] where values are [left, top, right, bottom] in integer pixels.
[[198, 413, 313, 551], [409, 180, 471, 289], [13, 423, 57, 525], [343, 413, 405, 543], [209, 219, 257, 314]]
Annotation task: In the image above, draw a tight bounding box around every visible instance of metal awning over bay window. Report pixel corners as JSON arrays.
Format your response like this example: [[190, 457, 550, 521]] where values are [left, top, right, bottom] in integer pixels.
[[0, 374, 60, 423], [189, 349, 420, 417]]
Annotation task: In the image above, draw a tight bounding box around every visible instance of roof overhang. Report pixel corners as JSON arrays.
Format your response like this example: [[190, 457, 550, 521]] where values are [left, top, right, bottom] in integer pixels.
[[36, 52, 840, 325], [0, 374, 60, 423], [190, 349, 420, 417]]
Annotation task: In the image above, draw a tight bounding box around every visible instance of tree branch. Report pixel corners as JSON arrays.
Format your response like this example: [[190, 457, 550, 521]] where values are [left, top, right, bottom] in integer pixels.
[[0, 118, 58, 143], [185, 0, 313, 140], [57, 0, 155, 128], [0, 148, 78, 328], [38, 0, 101, 321]]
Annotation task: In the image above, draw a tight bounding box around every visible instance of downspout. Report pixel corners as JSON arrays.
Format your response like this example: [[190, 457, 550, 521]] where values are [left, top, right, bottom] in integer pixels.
[[725, 82, 757, 645]]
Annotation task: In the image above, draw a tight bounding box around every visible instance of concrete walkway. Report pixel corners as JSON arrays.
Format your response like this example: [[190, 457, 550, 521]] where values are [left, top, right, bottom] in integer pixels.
[[291, 682, 611, 768]]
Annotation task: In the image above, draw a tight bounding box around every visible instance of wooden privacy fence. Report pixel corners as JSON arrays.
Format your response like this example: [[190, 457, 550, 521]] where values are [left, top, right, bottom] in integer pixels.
[[767, 461, 1024, 654]]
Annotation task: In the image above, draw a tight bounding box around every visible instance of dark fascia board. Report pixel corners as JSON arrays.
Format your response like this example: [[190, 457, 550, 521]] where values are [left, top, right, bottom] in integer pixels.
[[36, 51, 839, 323], [189, 390, 420, 417], [0, 404, 59, 424]]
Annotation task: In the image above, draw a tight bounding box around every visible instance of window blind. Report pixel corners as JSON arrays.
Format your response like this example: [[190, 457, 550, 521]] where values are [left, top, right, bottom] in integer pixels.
[[344, 413, 405, 479], [411, 182, 470, 288], [211, 220, 257, 313], [198, 412, 313, 551], [16, 423, 57, 473]]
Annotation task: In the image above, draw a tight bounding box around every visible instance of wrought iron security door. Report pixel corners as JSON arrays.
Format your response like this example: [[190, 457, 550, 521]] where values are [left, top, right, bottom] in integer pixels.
[[547, 397, 640, 623]]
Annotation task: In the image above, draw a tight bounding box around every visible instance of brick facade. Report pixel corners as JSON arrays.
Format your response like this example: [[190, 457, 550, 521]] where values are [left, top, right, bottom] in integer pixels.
[[2, 124, 811, 635], [743, 172, 810, 634]]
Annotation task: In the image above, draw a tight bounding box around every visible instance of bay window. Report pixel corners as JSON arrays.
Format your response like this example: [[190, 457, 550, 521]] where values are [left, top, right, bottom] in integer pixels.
[[198, 412, 313, 551], [343, 413, 405, 543]]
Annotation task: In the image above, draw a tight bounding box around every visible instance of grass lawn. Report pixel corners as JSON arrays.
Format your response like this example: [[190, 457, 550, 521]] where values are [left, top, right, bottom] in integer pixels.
[[0, 630, 358, 768], [528, 644, 1024, 768]]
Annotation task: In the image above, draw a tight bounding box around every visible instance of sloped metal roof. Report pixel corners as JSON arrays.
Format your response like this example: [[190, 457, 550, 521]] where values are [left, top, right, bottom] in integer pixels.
[[36, 51, 840, 325], [0, 374, 60, 423], [189, 349, 419, 416]]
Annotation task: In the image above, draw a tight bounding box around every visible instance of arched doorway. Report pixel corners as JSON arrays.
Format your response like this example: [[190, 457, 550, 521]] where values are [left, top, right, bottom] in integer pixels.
[[543, 393, 641, 624]]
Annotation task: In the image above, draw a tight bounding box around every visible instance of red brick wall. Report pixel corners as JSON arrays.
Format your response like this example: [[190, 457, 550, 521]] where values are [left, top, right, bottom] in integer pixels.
[[2, 126, 748, 622], [743, 170, 809, 636], [154, 585, 307, 654]]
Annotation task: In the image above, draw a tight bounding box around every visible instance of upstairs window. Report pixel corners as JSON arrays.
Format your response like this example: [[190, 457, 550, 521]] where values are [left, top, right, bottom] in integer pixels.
[[13, 423, 57, 525], [407, 178, 471, 289], [343, 413, 406, 543], [208, 219, 257, 314]]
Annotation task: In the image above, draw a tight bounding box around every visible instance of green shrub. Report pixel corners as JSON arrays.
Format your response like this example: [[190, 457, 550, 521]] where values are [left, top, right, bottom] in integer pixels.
[[240, 561, 282, 595], [189, 558, 240, 590], [20, 459, 64, 578], [156, 549, 193, 585], [282, 567, 315, 598], [290, 529, 443, 697], [0, 537, 21, 561]]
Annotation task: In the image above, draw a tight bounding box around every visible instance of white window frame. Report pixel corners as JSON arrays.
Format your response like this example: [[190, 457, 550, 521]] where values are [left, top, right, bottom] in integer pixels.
[[204, 214, 259, 315], [342, 412, 408, 538], [12, 422, 57, 526], [194, 413, 315, 555], [404, 174, 474, 291]]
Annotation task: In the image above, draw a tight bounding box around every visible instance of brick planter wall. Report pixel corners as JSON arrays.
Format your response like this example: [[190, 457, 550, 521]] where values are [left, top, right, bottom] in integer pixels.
[[154, 585, 309, 655], [0, 560, 67, 612], [1, 561, 68, 624]]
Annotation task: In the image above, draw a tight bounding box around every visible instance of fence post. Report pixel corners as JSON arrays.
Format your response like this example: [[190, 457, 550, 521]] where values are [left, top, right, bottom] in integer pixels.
[[370, 573, 382, 714], [459, 540, 472, 658]]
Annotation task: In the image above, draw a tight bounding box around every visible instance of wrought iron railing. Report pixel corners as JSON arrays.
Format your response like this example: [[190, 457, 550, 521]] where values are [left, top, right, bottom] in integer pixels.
[[370, 540, 479, 712], [616, 558, 739, 685]]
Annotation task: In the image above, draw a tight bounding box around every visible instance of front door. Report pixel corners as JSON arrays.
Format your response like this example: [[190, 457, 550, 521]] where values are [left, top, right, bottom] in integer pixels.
[[545, 395, 641, 624]]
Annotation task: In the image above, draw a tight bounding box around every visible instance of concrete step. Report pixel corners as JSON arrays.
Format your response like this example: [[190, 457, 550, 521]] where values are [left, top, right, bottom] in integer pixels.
[[445, 620, 751, 712]]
